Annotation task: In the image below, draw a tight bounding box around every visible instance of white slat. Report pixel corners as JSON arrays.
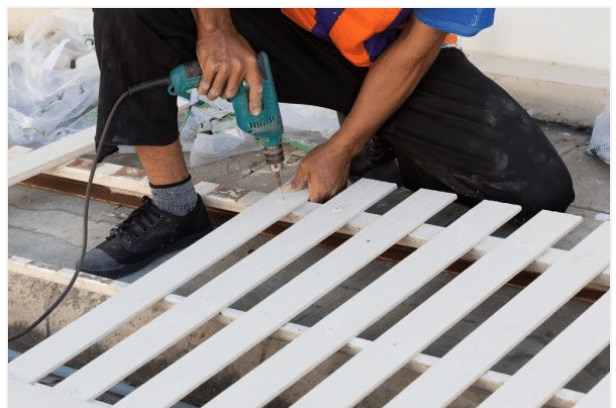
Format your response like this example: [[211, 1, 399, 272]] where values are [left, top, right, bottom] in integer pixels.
[[573, 373, 611, 408], [8, 380, 103, 408], [8, 126, 96, 186], [54, 178, 397, 399], [383, 221, 611, 408], [478, 292, 610, 408], [8, 183, 308, 384], [105, 189, 457, 408], [188, 200, 521, 408], [50, 159, 151, 197], [8, 145, 34, 161], [6, 253, 591, 408], [291, 210, 582, 408]]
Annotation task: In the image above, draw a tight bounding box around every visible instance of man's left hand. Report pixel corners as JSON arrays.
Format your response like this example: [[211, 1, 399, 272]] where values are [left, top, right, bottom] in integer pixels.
[[290, 139, 352, 203]]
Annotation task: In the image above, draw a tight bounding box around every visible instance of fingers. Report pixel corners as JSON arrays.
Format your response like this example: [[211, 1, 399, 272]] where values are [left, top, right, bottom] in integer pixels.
[[309, 182, 346, 204], [207, 62, 228, 100], [197, 52, 261, 112], [197, 61, 215, 96], [198, 58, 234, 101], [291, 164, 347, 203]]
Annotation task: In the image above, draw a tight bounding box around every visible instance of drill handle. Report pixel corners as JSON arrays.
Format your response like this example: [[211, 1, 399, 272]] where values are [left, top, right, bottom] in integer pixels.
[[232, 52, 283, 146]]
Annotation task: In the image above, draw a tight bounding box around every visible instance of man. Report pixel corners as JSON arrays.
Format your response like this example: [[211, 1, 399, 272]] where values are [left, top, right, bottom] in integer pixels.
[[82, 9, 574, 278]]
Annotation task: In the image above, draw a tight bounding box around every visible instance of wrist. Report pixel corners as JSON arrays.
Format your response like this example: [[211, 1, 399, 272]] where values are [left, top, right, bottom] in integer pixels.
[[326, 132, 361, 162], [191, 8, 233, 35], [329, 127, 374, 160]]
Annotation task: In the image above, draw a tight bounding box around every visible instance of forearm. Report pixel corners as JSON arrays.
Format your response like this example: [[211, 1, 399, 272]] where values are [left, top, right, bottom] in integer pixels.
[[329, 15, 447, 157]]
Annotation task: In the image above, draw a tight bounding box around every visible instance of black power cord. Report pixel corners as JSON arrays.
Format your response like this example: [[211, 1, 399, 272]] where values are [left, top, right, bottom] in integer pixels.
[[9, 76, 171, 343]]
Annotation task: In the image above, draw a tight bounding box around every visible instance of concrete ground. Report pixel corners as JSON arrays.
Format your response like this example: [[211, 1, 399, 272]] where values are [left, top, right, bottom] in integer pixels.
[[7, 118, 610, 396]]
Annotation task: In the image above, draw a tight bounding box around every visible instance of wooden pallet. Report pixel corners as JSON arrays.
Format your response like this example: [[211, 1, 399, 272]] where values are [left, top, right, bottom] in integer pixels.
[[7, 143, 610, 407]]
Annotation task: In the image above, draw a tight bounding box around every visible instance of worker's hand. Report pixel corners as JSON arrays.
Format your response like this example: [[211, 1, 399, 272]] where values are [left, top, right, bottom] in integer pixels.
[[192, 9, 263, 116], [291, 139, 352, 203]]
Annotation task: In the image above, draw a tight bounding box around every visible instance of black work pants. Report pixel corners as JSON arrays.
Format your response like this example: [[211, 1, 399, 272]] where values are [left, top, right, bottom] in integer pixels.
[[93, 8, 575, 219]]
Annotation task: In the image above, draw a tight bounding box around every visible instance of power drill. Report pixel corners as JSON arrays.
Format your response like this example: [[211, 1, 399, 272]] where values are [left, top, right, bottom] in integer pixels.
[[168, 52, 284, 193]]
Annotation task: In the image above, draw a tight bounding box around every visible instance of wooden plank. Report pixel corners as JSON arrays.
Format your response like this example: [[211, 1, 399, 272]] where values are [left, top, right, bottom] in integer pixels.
[[53, 178, 398, 400], [162, 200, 520, 408], [103, 189, 457, 408], [49, 159, 151, 197], [32, 158, 611, 290], [291, 210, 582, 408], [8, 379, 105, 408], [573, 373, 611, 408], [382, 221, 611, 408], [7, 254, 590, 408], [8, 145, 34, 161], [8, 126, 96, 186], [477, 291, 610, 408], [8, 183, 308, 384]]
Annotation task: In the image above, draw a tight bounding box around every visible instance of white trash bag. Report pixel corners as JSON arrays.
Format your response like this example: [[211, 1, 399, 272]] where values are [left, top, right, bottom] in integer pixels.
[[586, 101, 610, 165], [8, 9, 99, 148]]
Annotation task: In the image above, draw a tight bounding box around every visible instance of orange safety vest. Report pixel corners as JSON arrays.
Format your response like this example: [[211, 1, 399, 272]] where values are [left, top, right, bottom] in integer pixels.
[[282, 8, 457, 67]]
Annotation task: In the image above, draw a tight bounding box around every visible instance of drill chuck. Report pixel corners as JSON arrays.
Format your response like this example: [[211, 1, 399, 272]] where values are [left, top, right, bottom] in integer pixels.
[[264, 144, 284, 172]]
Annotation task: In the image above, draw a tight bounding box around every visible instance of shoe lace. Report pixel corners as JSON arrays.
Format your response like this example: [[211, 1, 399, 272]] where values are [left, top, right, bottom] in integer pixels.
[[108, 197, 165, 242]]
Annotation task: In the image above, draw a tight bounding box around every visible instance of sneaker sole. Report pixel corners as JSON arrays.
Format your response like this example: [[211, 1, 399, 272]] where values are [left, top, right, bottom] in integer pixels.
[[80, 224, 214, 280]]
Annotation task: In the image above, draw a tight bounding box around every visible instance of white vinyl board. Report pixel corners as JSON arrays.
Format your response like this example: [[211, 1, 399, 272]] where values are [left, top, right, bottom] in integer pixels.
[[53, 179, 398, 400], [8, 126, 96, 186], [291, 210, 582, 408], [382, 221, 610, 408], [9, 183, 309, 384], [573, 373, 611, 408], [477, 292, 610, 408], [108, 190, 462, 408], [8, 176, 609, 408], [8, 380, 104, 408], [175, 200, 520, 408]]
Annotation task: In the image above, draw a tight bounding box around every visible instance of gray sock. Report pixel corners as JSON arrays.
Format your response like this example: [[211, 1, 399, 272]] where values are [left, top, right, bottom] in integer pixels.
[[150, 176, 199, 217]]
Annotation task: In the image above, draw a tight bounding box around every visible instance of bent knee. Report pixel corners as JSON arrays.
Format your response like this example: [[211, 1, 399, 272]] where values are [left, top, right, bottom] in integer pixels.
[[516, 166, 575, 219]]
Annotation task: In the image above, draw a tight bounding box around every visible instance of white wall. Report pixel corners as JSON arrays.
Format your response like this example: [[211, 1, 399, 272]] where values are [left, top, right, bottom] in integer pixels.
[[458, 8, 611, 71], [7, 8, 60, 36]]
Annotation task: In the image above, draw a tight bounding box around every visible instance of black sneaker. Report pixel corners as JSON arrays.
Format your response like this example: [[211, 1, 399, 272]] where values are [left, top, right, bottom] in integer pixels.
[[79, 195, 213, 279], [349, 135, 400, 183]]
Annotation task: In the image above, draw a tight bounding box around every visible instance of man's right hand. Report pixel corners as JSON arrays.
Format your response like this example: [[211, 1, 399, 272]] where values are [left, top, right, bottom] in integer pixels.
[[191, 9, 263, 116]]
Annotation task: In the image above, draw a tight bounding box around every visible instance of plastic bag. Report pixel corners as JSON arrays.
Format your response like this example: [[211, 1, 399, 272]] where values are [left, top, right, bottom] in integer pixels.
[[179, 101, 261, 167], [586, 101, 610, 165], [8, 9, 99, 148], [178, 96, 340, 167]]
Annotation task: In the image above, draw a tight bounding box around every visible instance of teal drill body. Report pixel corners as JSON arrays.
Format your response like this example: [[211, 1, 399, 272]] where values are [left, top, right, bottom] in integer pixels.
[[168, 51, 284, 155]]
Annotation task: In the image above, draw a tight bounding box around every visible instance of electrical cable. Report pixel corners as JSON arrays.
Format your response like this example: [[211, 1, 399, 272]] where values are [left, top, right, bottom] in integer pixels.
[[8, 76, 171, 343]]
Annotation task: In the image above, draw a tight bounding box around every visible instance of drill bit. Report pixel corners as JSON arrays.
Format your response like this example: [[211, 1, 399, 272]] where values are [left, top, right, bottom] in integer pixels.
[[264, 145, 285, 199], [271, 164, 283, 199]]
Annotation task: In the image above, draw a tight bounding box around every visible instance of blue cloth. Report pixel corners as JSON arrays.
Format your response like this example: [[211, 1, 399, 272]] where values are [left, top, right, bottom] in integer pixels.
[[414, 8, 495, 36]]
